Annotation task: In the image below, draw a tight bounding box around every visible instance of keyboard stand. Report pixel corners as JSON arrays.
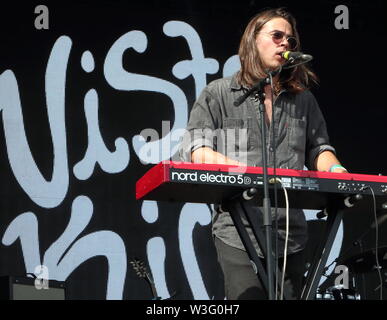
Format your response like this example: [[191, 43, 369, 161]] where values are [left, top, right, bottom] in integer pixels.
[[301, 200, 345, 300], [224, 190, 289, 300], [227, 191, 356, 300]]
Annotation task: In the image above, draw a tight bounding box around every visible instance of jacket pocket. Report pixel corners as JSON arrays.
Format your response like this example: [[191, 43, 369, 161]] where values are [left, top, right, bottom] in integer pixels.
[[288, 117, 306, 154], [222, 117, 252, 155]]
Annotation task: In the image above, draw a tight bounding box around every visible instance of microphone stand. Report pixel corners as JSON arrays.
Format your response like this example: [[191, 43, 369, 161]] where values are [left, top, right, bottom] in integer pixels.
[[234, 67, 282, 300], [258, 87, 275, 300], [232, 58, 309, 299]]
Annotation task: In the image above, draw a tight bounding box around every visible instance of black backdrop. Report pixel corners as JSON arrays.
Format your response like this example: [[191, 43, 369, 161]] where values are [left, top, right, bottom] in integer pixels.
[[0, 0, 386, 300]]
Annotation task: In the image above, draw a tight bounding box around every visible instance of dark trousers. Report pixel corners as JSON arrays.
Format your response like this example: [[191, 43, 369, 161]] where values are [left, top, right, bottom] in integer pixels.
[[214, 236, 307, 300]]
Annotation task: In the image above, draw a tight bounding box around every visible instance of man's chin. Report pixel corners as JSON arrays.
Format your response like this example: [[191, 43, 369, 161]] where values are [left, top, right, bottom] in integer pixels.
[[265, 63, 281, 72]]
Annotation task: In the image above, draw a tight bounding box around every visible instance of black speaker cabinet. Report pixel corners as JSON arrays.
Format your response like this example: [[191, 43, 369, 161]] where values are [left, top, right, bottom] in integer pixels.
[[0, 276, 66, 300]]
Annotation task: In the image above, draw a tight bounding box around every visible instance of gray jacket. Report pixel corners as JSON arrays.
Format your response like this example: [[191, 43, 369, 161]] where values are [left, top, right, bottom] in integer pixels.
[[179, 73, 336, 256]]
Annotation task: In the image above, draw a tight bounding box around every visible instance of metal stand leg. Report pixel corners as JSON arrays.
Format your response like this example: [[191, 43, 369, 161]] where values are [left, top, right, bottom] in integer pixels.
[[226, 198, 289, 299], [301, 206, 344, 300], [227, 200, 269, 294]]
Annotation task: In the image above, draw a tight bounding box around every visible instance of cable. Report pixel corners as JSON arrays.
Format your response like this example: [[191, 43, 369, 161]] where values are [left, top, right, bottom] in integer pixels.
[[268, 71, 280, 299], [368, 186, 383, 300], [356, 185, 383, 300], [269, 177, 289, 300], [280, 180, 289, 300]]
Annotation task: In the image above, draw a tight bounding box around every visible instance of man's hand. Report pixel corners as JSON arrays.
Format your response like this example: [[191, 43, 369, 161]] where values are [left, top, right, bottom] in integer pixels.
[[315, 151, 348, 173], [330, 166, 348, 173], [191, 147, 246, 166]]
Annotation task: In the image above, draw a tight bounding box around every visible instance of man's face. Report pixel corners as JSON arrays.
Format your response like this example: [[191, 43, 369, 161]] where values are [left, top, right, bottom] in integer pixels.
[[255, 17, 294, 71]]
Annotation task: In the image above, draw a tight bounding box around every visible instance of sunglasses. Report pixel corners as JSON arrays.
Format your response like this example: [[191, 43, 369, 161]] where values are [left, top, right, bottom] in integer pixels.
[[258, 30, 298, 50]]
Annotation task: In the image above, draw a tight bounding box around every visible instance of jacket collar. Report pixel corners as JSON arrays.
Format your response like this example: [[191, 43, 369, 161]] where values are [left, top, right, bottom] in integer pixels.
[[230, 72, 245, 91], [230, 71, 289, 96]]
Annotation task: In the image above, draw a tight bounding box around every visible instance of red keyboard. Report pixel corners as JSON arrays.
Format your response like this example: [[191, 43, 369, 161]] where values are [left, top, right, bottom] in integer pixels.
[[136, 161, 387, 210]]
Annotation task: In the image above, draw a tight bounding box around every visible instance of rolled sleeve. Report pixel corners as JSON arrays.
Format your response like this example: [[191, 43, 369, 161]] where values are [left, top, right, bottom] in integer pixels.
[[308, 144, 336, 170], [179, 126, 217, 162], [305, 91, 336, 170], [179, 87, 222, 162]]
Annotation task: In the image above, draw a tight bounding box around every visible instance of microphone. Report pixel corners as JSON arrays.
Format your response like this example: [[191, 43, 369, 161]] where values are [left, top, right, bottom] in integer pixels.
[[281, 51, 313, 63]]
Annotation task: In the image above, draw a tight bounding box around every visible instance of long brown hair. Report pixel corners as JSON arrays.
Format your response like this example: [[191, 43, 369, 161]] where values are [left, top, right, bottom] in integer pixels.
[[237, 7, 318, 92]]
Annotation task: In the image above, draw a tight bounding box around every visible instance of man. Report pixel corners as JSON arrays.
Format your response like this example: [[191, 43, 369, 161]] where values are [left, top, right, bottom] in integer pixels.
[[179, 8, 347, 299]]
